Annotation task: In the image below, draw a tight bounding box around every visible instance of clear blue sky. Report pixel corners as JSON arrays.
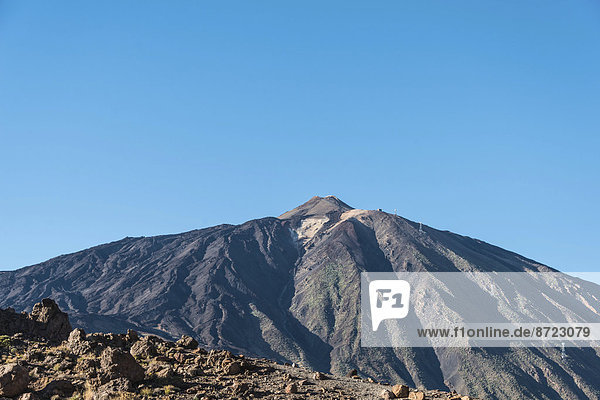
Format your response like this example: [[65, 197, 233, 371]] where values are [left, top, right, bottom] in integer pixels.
[[1, 1, 598, 272]]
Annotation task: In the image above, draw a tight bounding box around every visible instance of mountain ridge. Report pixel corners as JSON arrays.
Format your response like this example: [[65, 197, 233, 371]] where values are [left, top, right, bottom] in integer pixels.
[[6, 196, 546, 274]]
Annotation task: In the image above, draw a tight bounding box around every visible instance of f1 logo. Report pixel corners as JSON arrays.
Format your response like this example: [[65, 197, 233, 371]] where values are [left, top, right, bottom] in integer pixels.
[[369, 280, 411, 331]]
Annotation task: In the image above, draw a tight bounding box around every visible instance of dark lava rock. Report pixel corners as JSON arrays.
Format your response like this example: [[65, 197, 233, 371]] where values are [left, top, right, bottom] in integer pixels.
[[0, 299, 72, 342], [67, 328, 93, 355], [0, 363, 30, 397], [176, 335, 199, 349], [130, 338, 158, 359], [100, 347, 145, 383], [94, 378, 134, 400]]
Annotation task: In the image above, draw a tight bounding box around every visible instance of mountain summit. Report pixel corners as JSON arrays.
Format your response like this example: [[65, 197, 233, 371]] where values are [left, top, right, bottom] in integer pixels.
[[279, 195, 354, 219], [0, 197, 598, 399]]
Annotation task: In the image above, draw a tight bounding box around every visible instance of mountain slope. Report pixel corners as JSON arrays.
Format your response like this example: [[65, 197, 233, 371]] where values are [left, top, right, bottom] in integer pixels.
[[1, 196, 599, 399]]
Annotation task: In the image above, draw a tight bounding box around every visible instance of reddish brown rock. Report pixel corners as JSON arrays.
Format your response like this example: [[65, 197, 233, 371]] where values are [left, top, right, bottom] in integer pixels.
[[285, 382, 298, 394], [392, 384, 409, 398], [409, 391, 425, 400]]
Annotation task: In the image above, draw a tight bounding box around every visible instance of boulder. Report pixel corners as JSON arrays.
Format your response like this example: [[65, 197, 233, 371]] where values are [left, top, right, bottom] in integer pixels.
[[146, 361, 174, 379], [100, 347, 145, 383], [222, 361, 242, 375], [75, 358, 99, 378], [285, 383, 298, 394], [392, 384, 409, 398], [125, 330, 139, 343], [0, 363, 30, 397], [67, 328, 92, 355], [175, 335, 198, 349], [409, 392, 425, 400], [0, 299, 71, 342], [94, 378, 133, 400], [40, 379, 75, 398], [231, 381, 250, 395], [154, 366, 174, 379], [68, 328, 86, 343], [313, 371, 326, 380], [28, 299, 72, 341], [130, 339, 158, 359]]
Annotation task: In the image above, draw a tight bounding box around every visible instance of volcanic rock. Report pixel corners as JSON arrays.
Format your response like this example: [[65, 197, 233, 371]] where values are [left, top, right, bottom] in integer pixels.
[[100, 347, 144, 383], [0, 363, 30, 397]]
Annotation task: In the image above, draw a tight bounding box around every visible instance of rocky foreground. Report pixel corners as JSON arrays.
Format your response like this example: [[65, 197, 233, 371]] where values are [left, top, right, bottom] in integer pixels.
[[0, 300, 476, 400]]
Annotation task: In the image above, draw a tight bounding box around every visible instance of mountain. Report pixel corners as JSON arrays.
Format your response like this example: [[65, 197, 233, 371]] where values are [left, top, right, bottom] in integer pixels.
[[1, 196, 599, 399]]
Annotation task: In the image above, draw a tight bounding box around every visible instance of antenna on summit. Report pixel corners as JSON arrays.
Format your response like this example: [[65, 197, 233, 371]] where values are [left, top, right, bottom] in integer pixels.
[[419, 222, 424, 234]]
